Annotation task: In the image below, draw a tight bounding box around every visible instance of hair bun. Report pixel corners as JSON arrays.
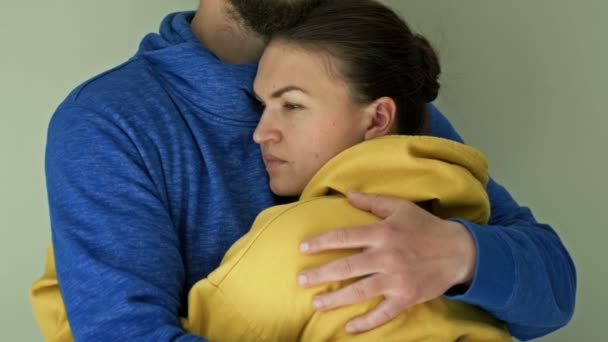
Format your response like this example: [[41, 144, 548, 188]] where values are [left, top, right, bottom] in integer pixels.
[[413, 34, 441, 103]]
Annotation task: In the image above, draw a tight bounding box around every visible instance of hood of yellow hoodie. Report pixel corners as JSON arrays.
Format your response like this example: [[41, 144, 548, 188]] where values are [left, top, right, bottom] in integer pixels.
[[301, 135, 491, 224]]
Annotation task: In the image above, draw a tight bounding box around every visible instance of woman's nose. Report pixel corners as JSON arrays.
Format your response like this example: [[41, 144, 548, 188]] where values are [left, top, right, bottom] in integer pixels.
[[253, 112, 281, 144]]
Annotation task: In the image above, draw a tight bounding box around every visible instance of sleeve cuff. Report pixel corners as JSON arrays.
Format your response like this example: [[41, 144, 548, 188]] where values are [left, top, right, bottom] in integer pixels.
[[444, 218, 517, 312]]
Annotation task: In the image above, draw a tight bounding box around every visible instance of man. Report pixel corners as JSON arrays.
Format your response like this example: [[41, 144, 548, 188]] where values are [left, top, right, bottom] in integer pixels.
[[34, 0, 575, 340]]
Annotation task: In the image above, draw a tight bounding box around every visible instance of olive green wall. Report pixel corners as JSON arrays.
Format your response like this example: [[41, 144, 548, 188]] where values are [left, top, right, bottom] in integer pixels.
[[1, 1, 603, 340]]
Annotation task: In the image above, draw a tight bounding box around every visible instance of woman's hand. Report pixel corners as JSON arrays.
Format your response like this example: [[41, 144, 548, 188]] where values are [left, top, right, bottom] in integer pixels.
[[297, 191, 477, 334]]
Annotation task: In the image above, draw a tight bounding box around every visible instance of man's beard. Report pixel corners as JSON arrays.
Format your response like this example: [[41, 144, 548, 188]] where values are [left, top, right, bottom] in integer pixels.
[[226, 0, 324, 37]]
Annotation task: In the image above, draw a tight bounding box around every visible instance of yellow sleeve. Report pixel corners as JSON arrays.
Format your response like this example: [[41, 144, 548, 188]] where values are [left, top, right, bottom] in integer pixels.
[[30, 245, 73, 342]]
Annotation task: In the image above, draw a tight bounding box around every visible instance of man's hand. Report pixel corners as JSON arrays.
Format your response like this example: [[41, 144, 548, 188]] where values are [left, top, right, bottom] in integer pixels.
[[297, 191, 478, 334]]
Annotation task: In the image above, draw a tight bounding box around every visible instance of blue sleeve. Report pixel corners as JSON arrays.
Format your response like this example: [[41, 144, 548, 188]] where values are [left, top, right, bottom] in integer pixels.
[[427, 104, 577, 341], [46, 104, 206, 341]]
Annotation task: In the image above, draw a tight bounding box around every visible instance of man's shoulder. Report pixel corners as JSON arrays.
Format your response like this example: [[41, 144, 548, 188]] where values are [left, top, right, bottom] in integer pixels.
[[62, 57, 160, 111], [45, 55, 186, 165], [49, 55, 183, 138]]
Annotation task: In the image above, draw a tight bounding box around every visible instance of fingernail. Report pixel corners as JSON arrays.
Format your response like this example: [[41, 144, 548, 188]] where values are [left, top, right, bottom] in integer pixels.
[[297, 274, 308, 286], [346, 322, 357, 333], [299, 242, 310, 253], [312, 298, 323, 310]]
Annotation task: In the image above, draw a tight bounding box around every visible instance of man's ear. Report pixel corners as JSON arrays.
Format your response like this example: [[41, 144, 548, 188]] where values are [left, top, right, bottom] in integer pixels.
[[364, 97, 397, 140]]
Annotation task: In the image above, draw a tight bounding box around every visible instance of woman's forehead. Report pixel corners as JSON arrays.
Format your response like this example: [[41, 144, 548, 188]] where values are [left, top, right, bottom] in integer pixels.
[[256, 42, 345, 91]]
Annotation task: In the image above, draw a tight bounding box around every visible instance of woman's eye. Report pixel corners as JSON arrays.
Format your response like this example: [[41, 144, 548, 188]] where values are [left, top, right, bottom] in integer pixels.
[[283, 102, 301, 111]]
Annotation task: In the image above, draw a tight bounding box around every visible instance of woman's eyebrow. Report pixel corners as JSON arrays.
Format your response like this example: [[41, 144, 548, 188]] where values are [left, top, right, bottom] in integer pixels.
[[253, 85, 309, 101], [270, 86, 308, 98]]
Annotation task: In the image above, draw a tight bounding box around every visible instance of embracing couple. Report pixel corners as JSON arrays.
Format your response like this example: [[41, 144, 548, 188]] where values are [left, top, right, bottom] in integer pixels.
[[31, 0, 575, 341]]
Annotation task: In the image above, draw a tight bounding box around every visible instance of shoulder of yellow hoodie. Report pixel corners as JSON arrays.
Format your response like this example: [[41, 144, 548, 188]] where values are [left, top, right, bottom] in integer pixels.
[[188, 196, 510, 342], [185, 196, 376, 341]]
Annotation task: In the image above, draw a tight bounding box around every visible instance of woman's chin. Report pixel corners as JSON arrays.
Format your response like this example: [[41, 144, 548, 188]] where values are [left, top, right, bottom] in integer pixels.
[[270, 182, 300, 197]]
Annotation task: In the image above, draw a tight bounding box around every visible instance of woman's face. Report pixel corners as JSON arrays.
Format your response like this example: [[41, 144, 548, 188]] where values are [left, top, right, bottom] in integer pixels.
[[253, 42, 369, 196]]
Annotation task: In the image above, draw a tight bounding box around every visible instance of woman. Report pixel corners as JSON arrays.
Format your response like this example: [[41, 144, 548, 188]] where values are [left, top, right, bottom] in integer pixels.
[[32, 0, 510, 340], [182, 0, 509, 340]]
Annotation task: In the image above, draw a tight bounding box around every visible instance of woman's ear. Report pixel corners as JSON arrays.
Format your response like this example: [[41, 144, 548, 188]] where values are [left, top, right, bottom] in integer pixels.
[[364, 97, 397, 140]]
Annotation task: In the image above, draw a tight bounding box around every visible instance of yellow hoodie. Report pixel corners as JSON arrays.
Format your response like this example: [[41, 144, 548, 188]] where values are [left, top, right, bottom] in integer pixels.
[[31, 136, 511, 341]]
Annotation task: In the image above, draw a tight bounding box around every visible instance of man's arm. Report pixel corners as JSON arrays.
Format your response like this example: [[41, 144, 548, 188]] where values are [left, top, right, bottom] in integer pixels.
[[44, 103, 205, 341], [446, 178, 576, 340], [296, 104, 576, 341], [428, 103, 576, 339]]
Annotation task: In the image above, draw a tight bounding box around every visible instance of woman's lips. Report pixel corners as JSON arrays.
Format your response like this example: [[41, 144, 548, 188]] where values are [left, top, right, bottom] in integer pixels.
[[264, 154, 288, 171], [266, 159, 287, 171]]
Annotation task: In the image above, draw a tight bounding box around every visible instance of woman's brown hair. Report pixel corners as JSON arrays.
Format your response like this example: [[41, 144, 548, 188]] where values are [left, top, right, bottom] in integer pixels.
[[272, 0, 441, 135]]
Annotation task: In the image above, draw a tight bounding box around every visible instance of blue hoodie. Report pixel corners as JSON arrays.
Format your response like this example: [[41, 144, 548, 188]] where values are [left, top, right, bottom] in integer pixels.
[[46, 11, 575, 341]]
